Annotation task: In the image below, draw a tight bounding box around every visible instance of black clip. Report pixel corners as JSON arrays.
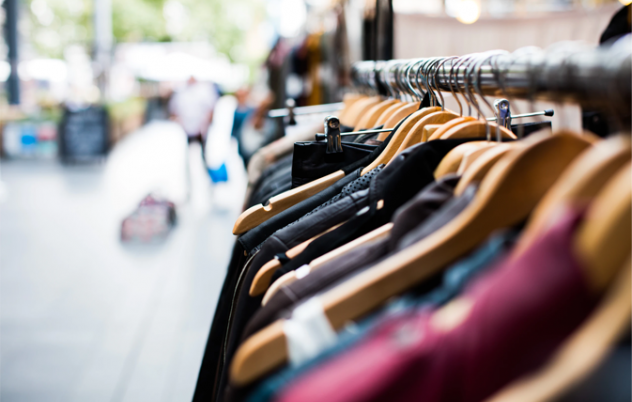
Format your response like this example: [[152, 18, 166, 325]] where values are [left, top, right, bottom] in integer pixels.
[[324, 116, 343, 154]]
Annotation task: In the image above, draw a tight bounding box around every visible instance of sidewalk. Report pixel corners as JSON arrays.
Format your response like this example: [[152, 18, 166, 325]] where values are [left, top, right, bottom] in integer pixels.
[[0, 121, 246, 402]]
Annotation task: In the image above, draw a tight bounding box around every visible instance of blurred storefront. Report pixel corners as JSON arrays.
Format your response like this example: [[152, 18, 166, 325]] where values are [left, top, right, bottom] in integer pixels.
[[394, 0, 621, 57]]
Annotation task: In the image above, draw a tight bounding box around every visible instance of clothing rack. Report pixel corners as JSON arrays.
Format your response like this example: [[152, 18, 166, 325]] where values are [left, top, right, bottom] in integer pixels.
[[350, 38, 631, 117], [195, 32, 632, 402]]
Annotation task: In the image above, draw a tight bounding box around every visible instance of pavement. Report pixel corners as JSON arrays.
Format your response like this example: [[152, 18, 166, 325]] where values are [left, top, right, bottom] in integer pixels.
[[0, 121, 246, 402]]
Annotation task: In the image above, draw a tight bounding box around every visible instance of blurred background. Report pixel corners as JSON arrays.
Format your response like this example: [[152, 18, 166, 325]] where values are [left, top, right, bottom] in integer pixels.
[[0, 0, 628, 401]]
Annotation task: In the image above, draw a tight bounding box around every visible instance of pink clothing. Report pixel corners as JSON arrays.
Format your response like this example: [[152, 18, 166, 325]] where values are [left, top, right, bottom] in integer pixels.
[[276, 209, 596, 402]]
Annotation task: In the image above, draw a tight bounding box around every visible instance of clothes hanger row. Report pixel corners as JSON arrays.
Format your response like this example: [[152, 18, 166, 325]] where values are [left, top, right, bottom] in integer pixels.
[[232, 132, 628, 385], [253, 104, 589, 304], [246, 52, 523, 298], [232, 37, 632, 235], [228, 43, 632, 387]]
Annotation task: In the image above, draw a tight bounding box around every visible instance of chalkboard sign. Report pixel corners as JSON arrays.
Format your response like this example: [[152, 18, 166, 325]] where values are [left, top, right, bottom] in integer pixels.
[[59, 105, 109, 162]]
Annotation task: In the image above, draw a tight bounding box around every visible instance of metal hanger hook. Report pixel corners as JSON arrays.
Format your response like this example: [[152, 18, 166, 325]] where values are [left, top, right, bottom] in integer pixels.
[[458, 54, 478, 117], [415, 58, 433, 103], [445, 56, 463, 116], [472, 51, 509, 140], [405, 59, 424, 101], [432, 57, 454, 110], [424, 57, 442, 106], [395, 60, 412, 101]]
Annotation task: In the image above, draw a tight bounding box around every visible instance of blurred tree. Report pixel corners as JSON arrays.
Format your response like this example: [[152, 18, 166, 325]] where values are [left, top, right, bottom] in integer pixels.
[[26, 0, 93, 57], [112, 0, 167, 42], [26, 0, 266, 63]]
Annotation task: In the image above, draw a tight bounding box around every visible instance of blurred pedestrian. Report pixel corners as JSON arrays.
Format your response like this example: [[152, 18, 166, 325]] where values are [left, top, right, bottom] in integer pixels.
[[169, 76, 219, 161], [169, 76, 219, 198]]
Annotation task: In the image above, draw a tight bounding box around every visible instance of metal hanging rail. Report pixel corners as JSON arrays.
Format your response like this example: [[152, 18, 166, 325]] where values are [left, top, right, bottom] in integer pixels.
[[266, 37, 631, 124], [350, 37, 632, 116]]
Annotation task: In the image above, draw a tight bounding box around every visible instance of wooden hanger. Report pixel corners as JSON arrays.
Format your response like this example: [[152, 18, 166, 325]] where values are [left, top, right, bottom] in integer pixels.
[[453, 130, 575, 198], [393, 110, 460, 154], [309, 219, 390, 270], [457, 142, 502, 174], [419, 124, 442, 140], [359, 106, 442, 174], [230, 132, 593, 385], [575, 162, 632, 291], [379, 102, 422, 135], [427, 116, 477, 140], [487, 163, 632, 402], [512, 135, 630, 259], [439, 121, 517, 140], [249, 221, 345, 296], [251, 199, 387, 296], [262, 270, 297, 306], [395, 112, 513, 158], [374, 101, 410, 127], [452, 143, 516, 195], [434, 141, 497, 179], [340, 96, 382, 127], [352, 99, 400, 131], [261, 222, 394, 305], [233, 171, 346, 234], [337, 94, 365, 124]]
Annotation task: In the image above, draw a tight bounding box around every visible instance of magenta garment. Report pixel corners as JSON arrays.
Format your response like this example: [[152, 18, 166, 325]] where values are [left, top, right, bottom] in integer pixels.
[[276, 209, 597, 402]]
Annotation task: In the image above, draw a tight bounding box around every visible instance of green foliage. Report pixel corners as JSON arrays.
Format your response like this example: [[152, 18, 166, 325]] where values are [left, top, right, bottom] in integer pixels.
[[26, 0, 93, 58], [26, 0, 266, 62], [112, 0, 168, 42]]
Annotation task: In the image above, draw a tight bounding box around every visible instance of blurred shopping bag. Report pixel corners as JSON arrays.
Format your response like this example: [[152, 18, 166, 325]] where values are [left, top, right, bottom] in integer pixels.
[[121, 194, 176, 243], [208, 163, 228, 183], [206, 95, 237, 181]]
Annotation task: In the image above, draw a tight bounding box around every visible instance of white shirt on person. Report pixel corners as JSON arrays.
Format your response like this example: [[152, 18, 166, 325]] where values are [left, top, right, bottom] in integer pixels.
[[169, 81, 218, 136]]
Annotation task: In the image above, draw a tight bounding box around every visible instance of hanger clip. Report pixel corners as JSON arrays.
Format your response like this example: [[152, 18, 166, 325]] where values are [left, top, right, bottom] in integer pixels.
[[494, 99, 512, 130], [324, 116, 343, 154]]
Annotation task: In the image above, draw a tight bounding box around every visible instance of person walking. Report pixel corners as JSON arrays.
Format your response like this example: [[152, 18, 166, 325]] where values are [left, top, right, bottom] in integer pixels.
[[169, 76, 219, 199], [169, 76, 219, 153]]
